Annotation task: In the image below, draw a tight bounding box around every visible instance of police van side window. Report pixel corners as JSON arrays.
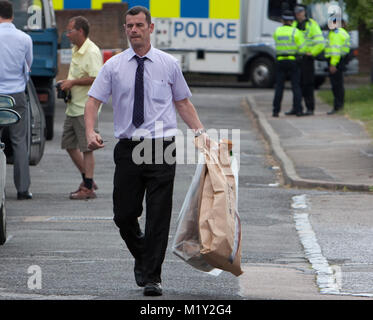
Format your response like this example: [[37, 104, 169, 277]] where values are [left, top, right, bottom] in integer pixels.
[[268, 0, 297, 22]]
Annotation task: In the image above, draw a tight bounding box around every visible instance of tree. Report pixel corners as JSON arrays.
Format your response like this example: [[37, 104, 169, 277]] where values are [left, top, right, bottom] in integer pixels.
[[303, 0, 373, 32], [340, 0, 373, 82]]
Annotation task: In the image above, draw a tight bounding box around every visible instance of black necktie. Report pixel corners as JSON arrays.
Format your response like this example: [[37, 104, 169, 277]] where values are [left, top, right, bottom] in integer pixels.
[[133, 56, 146, 128]]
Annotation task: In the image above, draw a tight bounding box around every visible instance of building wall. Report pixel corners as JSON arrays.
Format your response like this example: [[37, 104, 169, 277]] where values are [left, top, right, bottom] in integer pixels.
[[55, 3, 128, 80], [55, 3, 128, 49]]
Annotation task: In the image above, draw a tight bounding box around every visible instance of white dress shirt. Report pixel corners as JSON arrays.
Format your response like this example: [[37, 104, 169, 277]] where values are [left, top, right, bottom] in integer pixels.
[[88, 46, 192, 139], [0, 22, 33, 94]]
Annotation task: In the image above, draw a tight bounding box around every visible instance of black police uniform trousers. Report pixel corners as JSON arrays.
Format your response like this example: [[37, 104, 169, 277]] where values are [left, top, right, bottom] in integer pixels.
[[113, 137, 176, 284], [329, 59, 345, 111], [300, 55, 315, 112], [273, 59, 302, 115]]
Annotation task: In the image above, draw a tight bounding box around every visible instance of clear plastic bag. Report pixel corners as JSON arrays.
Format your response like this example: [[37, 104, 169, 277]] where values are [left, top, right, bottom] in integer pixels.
[[172, 153, 221, 274], [172, 150, 240, 276]]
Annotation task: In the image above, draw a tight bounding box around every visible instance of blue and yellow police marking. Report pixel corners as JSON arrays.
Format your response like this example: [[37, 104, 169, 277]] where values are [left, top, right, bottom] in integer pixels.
[[210, 0, 239, 19], [92, 0, 122, 10], [52, 0, 240, 19], [150, 0, 178, 18], [52, 0, 63, 10], [181, 0, 209, 18]]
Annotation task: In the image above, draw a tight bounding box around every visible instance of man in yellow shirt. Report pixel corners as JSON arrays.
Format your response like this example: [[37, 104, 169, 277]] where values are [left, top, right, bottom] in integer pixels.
[[59, 16, 102, 199]]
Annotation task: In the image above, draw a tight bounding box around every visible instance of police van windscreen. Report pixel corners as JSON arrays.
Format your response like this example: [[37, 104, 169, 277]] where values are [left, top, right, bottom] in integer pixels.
[[10, 0, 45, 30], [268, 0, 297, 22]]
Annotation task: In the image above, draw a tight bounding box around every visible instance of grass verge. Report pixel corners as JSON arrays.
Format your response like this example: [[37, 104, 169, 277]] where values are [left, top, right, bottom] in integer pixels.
[[318, 84, 373, 138]]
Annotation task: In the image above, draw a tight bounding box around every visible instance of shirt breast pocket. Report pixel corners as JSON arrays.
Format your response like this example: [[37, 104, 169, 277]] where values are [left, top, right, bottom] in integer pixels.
[[151, 80, 170, 103], [70, 60, 83, 79]]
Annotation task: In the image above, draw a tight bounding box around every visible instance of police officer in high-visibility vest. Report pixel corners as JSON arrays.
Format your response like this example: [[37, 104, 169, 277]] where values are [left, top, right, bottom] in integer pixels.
[[272, 10, 305, 117], [286, 4, 325, 116], [325, 15, 350, 115]]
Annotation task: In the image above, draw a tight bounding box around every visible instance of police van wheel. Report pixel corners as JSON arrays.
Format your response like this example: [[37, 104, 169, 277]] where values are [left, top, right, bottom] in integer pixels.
[[249, 57, 275, 88]]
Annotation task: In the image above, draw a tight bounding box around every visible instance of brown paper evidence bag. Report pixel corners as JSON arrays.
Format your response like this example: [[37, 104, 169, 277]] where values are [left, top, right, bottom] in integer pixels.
[[172, 135, 243, 277]]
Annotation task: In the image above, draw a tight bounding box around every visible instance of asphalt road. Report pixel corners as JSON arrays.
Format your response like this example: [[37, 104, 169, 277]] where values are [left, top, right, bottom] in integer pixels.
[[0, 86, 372, 302]]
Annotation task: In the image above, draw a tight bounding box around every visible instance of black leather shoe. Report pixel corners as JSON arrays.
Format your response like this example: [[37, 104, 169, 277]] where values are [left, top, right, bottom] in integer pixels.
[[272, 113, 279, 118], [285, 110, 297, 115], [17, 191, 32, 200], [134, 259, 145, 287], [304, 110, 314, 116], [296, 112, 305, 117], [143, 282, 162, 296]]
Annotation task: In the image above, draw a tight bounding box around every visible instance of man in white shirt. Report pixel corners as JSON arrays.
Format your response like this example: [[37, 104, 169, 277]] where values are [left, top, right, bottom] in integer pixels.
[[0, 0, 33, 200], [85, 6, 206, 296]]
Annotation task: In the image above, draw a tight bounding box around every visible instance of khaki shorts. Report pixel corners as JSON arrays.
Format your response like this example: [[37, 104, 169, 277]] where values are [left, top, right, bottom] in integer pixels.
[[61, 115, 98, 152]]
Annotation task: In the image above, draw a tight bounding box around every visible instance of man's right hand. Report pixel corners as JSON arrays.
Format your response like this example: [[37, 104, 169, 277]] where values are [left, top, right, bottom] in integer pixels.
[[87, 131, 105, 150], [329, 65, 337, 74], [59, 79, 75, 91]]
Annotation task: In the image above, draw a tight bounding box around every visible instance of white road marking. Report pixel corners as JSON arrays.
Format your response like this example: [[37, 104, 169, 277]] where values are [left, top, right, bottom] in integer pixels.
[[20, 216, 113, 222], [46, 216, 113, 221], [292, 194, 373, 298], [0, 288, 96, 300]]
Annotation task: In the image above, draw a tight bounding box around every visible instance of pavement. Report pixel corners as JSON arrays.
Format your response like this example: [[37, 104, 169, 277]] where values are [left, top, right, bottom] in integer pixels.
[[244, 89, 373, 193]]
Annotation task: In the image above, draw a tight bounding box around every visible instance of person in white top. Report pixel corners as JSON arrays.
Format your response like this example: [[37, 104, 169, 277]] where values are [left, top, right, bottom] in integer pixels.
[[85, 6, 207, 296], [0, 0, 33, 200]]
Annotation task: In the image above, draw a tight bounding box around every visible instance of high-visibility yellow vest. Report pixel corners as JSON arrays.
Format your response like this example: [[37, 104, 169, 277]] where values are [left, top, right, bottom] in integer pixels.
[[292, 18, 325, 57], [339, 27, 351, 56], [273, 25, 305, 60], [325, 28, 347, 66]]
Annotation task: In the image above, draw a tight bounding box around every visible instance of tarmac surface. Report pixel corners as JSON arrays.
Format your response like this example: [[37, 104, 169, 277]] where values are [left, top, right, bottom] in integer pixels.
[[245, 89, 373, 192], [2, 84, 373, 301]]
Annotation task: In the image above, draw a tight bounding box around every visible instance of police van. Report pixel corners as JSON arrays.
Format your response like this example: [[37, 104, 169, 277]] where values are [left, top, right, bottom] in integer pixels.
[[56, 0, 359, 88], [148, 0, 358, 88]]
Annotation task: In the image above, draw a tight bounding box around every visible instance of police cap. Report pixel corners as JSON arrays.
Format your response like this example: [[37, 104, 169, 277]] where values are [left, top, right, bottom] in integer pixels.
[[294, 4, 306, 14], [282, 10, 294, 21]]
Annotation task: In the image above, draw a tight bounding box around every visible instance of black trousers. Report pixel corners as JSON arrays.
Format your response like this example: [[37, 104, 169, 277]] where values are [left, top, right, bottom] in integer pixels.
[[329, 60, 345, 110], [300, 55, 315, 112], [113, 138, 176, 284], [273, 60, 302, 115]]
